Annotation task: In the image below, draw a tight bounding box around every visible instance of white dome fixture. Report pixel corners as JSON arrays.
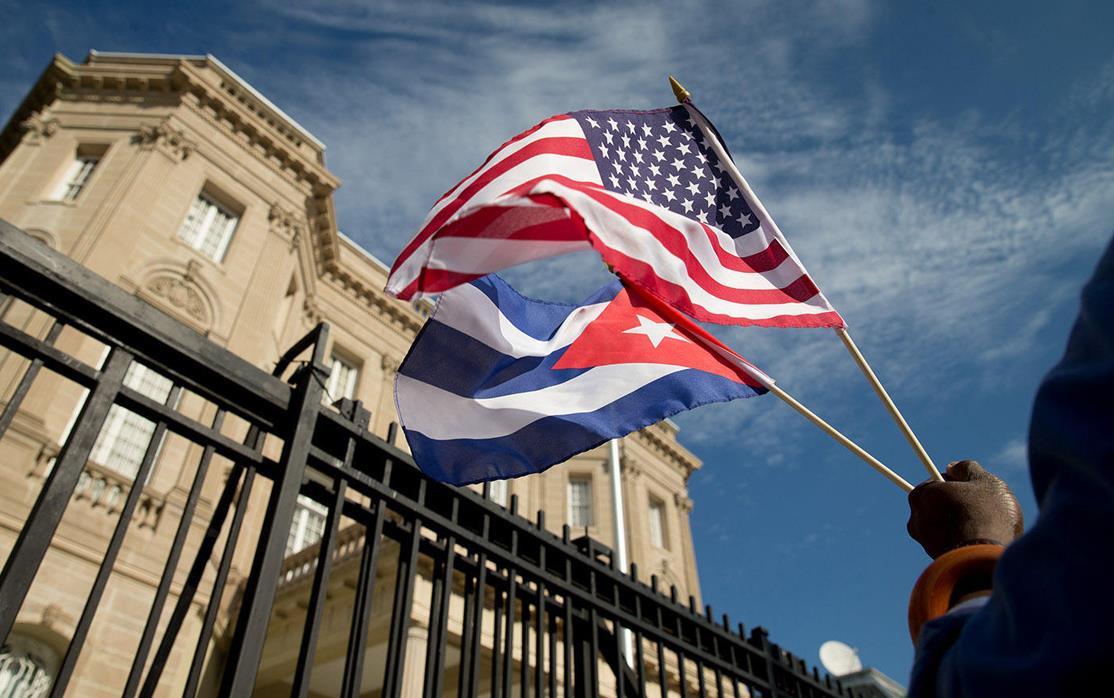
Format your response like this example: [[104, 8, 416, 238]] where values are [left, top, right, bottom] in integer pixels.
[[819, 640, 863, 677]]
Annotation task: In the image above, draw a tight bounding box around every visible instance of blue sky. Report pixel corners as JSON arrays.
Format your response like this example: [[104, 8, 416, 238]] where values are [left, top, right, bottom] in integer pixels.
[[3, 0, 1112, 683]]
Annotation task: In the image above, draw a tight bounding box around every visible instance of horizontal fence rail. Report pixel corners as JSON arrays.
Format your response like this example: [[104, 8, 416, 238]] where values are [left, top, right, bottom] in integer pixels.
[[0, 221, 857, 697]]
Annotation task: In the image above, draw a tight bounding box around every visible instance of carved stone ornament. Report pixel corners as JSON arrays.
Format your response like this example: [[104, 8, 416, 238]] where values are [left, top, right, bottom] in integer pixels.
[[269, 202, 306, 250], [302, 297, 323, 326], [19, 114, 59, 145], [41, 604, 73, 632], [134, 119, 197, 161], [145, 275, 208, 324], [673, 492, 694, 513], [381, 354, 401, 375], [622, 458, 642, 479]]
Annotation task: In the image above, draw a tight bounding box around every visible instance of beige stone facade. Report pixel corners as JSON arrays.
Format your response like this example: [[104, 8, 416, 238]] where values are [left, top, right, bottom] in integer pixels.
[[0, 51, 704, 696]]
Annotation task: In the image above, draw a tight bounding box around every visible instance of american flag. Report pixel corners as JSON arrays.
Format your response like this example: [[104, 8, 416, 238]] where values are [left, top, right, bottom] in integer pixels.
[[386, 104, 844, 328]]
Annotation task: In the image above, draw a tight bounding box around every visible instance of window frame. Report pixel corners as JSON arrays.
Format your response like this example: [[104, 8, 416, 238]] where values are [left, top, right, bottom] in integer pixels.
[[287, 495, 330, 555], [176, 189, 241, 263], [49, 144, 108, 203], [487, 479, 508, 507], [324, 350, 361, 404], [648, 496, 669, 550], [84, 357, 177, 482], [567, 476, 594, 529]]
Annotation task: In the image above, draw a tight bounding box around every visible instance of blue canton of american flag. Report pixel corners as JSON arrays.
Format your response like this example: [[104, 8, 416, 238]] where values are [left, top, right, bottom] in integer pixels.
[[387, 102, 843, 328], [571, 107, 761, 240]]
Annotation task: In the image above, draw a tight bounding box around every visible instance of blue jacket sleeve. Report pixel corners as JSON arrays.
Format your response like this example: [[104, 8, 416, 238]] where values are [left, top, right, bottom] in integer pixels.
[[908, 233, 1114, 697]]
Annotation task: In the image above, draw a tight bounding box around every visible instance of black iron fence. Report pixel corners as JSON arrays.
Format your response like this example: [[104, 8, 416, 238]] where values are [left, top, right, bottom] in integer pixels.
[[0, 221, 854, 697]]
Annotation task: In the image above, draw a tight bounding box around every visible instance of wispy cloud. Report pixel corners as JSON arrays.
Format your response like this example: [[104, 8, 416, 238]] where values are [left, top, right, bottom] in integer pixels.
[[3, 0, 1110, 468], [992, 436, 1028, 473], [234, 1, 1114, 463]]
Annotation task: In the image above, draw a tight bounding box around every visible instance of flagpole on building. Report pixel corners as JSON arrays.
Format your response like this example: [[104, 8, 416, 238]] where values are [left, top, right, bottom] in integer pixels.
[[670, 75, 944, 485], [608, 438, 636, 667]]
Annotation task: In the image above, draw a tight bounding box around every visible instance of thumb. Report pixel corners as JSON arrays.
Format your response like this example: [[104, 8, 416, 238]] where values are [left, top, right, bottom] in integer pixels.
[[945, 460, 989, 482]]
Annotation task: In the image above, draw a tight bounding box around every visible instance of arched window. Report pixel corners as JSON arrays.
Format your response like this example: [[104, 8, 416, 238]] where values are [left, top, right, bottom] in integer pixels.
[[0, 633, 59, 698]]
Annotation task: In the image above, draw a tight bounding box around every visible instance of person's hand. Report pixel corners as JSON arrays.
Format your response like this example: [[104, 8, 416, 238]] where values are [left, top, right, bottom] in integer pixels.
[[907, 460, 1024, 559]]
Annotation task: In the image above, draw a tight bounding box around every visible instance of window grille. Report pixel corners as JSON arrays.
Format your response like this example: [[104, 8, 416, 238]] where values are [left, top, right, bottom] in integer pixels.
[[89, 362, 175, 479], [568, 477, 593, 528], [487, 479, 508, 507], [287, 495, 329, 554], [0, 634, 58, 698], [323, 353, 359, 404], [51, 156, 99, 202], [649, 498, 667, 549], [177, 192, 239, 262]]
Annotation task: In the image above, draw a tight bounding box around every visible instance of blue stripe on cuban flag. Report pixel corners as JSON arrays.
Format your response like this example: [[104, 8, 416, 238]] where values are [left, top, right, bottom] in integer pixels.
[[395, 274, 768, 485]]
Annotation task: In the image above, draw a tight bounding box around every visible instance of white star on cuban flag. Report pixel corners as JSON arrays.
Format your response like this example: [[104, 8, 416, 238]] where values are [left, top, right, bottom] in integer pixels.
[[622, 315, 688, 348]]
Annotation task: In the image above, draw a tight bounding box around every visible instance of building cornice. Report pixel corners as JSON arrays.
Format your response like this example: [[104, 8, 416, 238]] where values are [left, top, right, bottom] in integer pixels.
[[629, 422, 702, 481], [0, 52, 346, 274], [321, 265, 426, 337]]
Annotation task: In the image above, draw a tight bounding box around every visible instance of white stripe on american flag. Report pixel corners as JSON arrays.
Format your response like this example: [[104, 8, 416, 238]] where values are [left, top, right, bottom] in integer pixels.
[[424, 237, 593, 275], [425, 117, 587, 221], [388, 116, 600, 296], [434, 180, 837, 322], [533, 180, 827, 298]]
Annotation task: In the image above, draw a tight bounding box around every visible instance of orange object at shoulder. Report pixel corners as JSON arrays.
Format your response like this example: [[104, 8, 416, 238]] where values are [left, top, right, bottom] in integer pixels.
[[908, 544, 1004, 645]]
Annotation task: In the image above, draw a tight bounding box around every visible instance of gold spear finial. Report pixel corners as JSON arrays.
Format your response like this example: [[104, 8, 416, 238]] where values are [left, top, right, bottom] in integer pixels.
[[668, 75, 691, 103]]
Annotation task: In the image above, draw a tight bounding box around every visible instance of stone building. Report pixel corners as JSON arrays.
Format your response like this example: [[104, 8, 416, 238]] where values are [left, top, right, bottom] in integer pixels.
[[0, 51, 704, 695]]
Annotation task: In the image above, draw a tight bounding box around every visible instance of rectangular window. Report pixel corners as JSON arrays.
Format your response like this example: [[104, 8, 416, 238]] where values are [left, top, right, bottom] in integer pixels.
[[323, 352, 360, 405], [177, 191, 239, 262], [89, 362, 175, 480], [568, 477, 593, 529], [649, 498, 668, 549], [487, 479, 508, 507], [287, 495, 329, 554], [51, 154, 100, 202]]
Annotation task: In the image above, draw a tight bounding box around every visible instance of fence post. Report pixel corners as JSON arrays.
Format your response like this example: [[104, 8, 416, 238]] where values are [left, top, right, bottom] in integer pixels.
[[0, 348, 131, 643], [751, 627, 783, 698], [219, 324, 330, 695]]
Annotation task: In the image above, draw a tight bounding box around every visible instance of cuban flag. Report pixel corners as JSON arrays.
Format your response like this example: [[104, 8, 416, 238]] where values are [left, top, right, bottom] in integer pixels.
[[395, 275, 772, 485]]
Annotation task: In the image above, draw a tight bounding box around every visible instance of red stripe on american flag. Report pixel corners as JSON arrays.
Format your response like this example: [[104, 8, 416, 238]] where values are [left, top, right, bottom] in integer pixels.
[[700, 223, 791, 274], [552, 182, 823, 304], [554, 199, 841, 327], [392, 136, 593, 274], [412, 268, 489, 295], [431, 115, 574, 207], [607, 247, 844, 327], [433, 202, 582, 243]]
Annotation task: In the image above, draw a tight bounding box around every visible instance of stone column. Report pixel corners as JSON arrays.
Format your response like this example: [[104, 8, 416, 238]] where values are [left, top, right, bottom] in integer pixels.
[[399, 623, 430, 698]]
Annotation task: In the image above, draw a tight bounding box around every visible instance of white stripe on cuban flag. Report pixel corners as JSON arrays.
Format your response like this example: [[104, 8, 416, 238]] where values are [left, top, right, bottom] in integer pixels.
[[395, 274, 769, 485]]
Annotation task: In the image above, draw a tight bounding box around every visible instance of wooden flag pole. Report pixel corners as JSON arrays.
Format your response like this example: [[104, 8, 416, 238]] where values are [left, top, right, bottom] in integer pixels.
[[835, 328, 943, 481], [669, 75, 943, 485], [762, 381, 914, 493]]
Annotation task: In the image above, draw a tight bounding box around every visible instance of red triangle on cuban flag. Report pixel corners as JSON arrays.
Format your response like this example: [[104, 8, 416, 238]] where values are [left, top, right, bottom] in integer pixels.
[[554, 282, 767, 388]]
